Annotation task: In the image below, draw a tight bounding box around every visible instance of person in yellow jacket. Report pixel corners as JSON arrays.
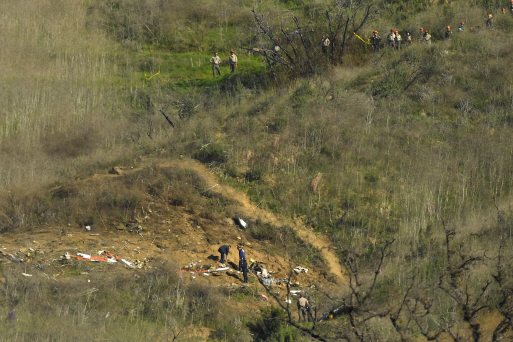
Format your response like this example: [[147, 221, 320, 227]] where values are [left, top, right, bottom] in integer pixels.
[[229, 50, 238, 73]]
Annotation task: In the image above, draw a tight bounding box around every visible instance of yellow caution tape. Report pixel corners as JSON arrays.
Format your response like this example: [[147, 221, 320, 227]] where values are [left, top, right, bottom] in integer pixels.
[[354, 32, 371, 45], [144, 71, 160, 80]]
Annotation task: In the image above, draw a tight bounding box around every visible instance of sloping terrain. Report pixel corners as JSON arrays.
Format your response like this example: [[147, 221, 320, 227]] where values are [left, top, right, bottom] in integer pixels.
[[0, 158, 346, 338]]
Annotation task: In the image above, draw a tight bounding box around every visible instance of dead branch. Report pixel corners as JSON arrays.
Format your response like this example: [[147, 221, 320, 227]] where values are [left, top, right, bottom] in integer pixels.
[[159, 109, 175, 128]]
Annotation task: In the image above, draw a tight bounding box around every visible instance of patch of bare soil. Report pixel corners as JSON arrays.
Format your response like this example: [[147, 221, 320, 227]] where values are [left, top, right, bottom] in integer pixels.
[[162, 158, 347, 284], [0, 158, 347, 337]]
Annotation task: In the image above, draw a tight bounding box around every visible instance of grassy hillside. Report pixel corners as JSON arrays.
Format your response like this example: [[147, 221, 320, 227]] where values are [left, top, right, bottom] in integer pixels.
[[2, 0, 513, 340]]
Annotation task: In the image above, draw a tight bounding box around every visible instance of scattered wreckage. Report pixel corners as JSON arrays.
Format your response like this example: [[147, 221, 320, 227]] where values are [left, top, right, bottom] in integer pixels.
[[318, 305, 348, 322], [60, 250, 148, 269], [178, 260, 230, 275]]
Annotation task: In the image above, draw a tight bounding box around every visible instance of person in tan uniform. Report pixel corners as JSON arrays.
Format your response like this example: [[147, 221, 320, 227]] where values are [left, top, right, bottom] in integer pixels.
[[387, 29, 396, 48], [229, 50, 238, 73], [297, 293, 309, 323], [394, 30, 402, 50], [210, 52, 222, 77], [321, 35, 330, 54], [423, 30, 431, 44]]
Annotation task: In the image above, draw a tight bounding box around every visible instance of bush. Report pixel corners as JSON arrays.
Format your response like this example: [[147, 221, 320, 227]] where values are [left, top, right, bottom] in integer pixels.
[[245, 167, 264, 182], [193, 143, 227, 163], [247, 307, 304, 342]]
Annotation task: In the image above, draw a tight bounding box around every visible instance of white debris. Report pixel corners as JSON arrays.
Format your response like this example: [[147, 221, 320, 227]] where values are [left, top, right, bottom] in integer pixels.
[[293, 266, 308, 274], [235, 215, 247, 229], [121, 259, 134, 268]]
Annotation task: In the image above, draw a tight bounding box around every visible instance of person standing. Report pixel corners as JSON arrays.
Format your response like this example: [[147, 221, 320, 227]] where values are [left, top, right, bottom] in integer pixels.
[[237, 245, 246, 269], [273, 38, 281, 53], [423, 30, 431, 44], [218, 244, 231, 263], [405, 30, 412, 45], [321, 35, 330, 54], [228, 50, 238, 73], [445, 26, 452, 39], [6, 307, 17, 330], [418, 27, 424, 42], [237, 245, 248, 283], [241, 258, 248, 283], [387, 29, 396, 48], [370, 30, 381, 52], [210, 52, 222, 77], [487, 14, 493, 27], [510, 0, 513, 14], [306, 296, 314, 322], [297, 293, 309, 323], [394, 30, 402, 50]]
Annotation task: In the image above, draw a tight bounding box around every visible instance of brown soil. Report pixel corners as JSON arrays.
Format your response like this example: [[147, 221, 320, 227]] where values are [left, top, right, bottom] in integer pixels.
[[0, 158, 346, 332], [0, 157, 508, 341]]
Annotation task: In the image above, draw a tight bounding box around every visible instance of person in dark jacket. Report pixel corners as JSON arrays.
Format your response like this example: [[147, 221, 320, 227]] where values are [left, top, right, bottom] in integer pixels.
[[218, 245, 231, 263], [237, 246, 248, 283], [405, 30, 412, 45], [445, 26, 452, 39], [370, 30, 381, 52], [7, 307, 17, 329]]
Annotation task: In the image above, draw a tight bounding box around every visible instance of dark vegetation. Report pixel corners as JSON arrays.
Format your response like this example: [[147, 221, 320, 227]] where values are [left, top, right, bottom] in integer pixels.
[[2, 0, 513, 340]]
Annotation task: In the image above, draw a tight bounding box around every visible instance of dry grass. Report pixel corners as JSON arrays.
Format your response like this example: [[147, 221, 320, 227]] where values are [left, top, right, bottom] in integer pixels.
[[2, 0, 513, 339], [0, 0, 132, 189]]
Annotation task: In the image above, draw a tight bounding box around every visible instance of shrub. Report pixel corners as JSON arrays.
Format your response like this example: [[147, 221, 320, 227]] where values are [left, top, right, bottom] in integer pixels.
[[247, 307, 304, 342], [245, 167, 264, 182], [193, 143, 227, 163]]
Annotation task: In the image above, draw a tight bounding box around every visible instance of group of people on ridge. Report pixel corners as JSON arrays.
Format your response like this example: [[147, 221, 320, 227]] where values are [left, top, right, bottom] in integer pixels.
[[369, 10, 499, 54]]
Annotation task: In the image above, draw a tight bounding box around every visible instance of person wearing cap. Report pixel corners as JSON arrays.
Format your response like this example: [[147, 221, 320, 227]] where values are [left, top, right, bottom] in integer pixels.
[[405, 30, 412, 45], [510, 0, 513, 14], [297, 293, 309, 323], [370, 30, 381, 52], [487, 14, 493, 27], [273, 38, 281, 53], [229, 50, 238, 73], [394, 30, 402, 50], [423, 30, 431, 44], [458, 22, 465, 31], [210, 52, 222, 77], [321, 35, 330, 54], [445, 26, 452, 39], [237, 245, 248, 283], [418, 27, 424, 42], [387, 29, 396, 48], [218, 244, 231, 263]]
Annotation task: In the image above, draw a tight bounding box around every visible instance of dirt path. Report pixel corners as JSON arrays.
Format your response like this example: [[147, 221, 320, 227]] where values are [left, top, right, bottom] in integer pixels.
[[162, 158, 347, 284]]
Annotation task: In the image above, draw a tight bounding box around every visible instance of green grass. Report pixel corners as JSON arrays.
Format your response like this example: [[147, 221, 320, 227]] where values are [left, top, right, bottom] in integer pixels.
[[122, 51, 268, 91]]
